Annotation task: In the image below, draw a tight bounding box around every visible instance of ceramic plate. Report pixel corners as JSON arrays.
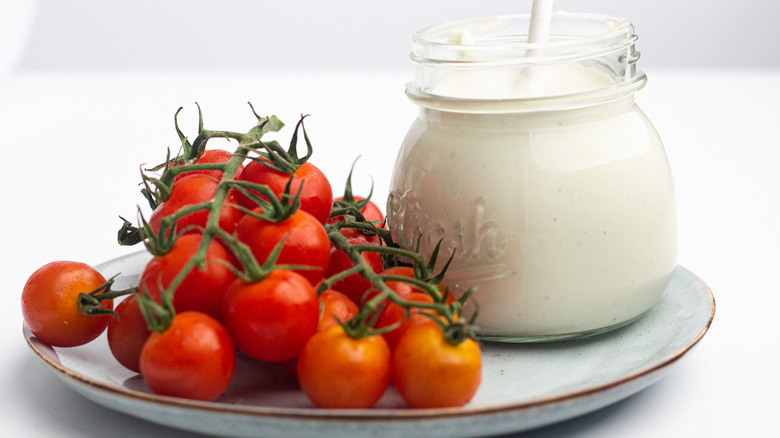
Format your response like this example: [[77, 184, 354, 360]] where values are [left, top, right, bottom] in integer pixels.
[[24, 251, 715, 437]]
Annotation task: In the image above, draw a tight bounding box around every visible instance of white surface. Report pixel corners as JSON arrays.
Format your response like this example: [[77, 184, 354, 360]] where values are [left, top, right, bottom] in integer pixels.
[[1, 67, 778, 437]]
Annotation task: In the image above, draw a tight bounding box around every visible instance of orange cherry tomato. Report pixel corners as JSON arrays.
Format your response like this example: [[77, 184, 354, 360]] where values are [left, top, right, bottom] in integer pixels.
[[392, 322, 482, 408], [297, 325, 390, 409]]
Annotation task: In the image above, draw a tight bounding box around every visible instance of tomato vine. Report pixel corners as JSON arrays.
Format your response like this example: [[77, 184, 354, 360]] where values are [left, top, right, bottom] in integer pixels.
[[109, 103, 479, 344], [24, 103, 484, 408]]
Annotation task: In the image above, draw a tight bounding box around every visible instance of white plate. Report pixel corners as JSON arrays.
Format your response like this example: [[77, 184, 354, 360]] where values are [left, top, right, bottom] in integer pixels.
[[24, 251, 715, 437]]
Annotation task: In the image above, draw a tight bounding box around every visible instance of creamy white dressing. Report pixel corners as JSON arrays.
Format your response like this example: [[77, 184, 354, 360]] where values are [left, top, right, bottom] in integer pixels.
[[391, 25, 676, 338]]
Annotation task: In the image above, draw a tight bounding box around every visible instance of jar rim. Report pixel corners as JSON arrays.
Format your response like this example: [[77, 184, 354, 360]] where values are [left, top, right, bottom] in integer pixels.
[[410, 12, 637, 67], [407, 12, 646, 112]]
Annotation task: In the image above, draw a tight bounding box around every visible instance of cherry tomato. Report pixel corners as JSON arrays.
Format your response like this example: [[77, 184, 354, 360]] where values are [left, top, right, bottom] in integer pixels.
[[235, 207, 330, 285], [148, 174, 242, 236], [139, 234, 236, 320], [318, 289, 359, 332], [330, 224, 381, 243], [323, 235, 384, 304], [392, 322, 482, 408], [297, 325, 390, 409], [171, 149, 244, 182], [139, 311, 235, 401], [107, 295, 151, 372], [235, 158, 333, 224], [374, 292, 435, 351], [22, 261, 112, 347], [375, 266, 418, 297], [222, 270, 319, 362]]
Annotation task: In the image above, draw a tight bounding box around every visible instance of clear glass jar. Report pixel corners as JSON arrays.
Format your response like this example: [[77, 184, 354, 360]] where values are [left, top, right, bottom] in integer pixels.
[[388, 13, 677, 342]]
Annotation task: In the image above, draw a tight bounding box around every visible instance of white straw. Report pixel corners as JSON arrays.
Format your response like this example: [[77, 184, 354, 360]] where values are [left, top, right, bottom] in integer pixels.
[[523, 0, 554, 84], [528, 0, 554, 45]]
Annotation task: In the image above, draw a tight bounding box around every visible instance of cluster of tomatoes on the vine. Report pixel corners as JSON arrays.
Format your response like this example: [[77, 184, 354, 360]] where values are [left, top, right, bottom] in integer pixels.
[[21, 105, 482, 410]]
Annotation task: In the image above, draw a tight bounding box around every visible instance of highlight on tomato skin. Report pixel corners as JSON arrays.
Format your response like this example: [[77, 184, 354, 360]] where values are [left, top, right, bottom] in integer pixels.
[[21, 261, 113, 348]]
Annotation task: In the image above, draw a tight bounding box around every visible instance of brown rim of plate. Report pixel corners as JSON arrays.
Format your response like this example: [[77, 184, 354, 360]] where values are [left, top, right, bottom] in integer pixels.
[[23, 265, 715, 423]]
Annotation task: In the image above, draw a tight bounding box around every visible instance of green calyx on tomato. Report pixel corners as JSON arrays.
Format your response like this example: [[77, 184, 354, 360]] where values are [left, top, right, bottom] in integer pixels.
[[230, 175, 302, 224], [246, 111, 312, 175], [111, 104, 315, 333], [117, 102, 478, 345], [316, 228, 477, 347], [24, 103, 488, 407], [330, 156, 377, 220], [76, 274, 134, 318]]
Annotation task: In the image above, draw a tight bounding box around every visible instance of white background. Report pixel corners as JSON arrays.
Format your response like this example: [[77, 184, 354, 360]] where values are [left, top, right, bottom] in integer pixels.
[[1, 1, 779, 437], [11, 0, 780, 71]]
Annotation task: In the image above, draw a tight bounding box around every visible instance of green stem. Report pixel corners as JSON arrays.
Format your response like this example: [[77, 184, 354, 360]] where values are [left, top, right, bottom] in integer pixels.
[[326, 231, 460, 338]]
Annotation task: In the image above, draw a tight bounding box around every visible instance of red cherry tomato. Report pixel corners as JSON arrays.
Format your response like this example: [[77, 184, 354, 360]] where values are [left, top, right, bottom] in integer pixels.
[[139, 234, 236, 320], [107, 295, 151, 372], [171, 149, 244, 182], [297, 325, 391, 409], [22, 261, 112, 347], [323, 235, 384, 304], [376, 266, 418, 297], [318, 289, 359, 332], [222, 270, 319, 362], [235, 207, 330, 285], [139, 311, 235, 401], [148, 174, 242, 236], [392, 322, 482, 408], [235, 158, 333, 224]]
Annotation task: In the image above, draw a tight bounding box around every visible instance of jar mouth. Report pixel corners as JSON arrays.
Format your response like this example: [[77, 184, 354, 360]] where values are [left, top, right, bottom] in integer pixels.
[[411, 12, 636, 66], [407, 12, 646, 112]]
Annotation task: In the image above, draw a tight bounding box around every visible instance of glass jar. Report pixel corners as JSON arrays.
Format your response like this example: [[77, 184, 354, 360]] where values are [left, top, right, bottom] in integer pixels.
[[388, 13, 677, 342]]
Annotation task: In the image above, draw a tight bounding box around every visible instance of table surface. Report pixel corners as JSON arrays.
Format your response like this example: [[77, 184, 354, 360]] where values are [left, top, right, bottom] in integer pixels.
[[1, 68, 777, 437]]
